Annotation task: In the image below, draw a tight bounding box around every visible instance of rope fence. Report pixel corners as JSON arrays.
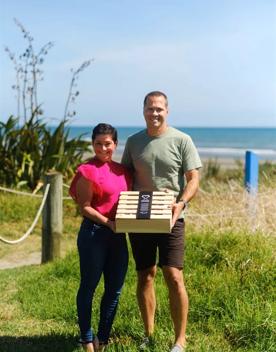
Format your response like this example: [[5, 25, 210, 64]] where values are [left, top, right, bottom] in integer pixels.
[[1, 181, 275, 248], [0, 185, 42, 197], [0, 184, 72, 200], [0, 184, 251, 221], [0, 184, 50, 245], [0, 173, 63, 263]]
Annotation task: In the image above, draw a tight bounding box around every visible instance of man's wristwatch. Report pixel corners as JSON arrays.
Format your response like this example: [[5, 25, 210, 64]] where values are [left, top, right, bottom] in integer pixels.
[[178, 198, 188, 209]]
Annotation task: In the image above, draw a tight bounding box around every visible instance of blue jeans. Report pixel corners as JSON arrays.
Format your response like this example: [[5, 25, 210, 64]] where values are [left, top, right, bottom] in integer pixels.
[[77, 217, 128, 344]]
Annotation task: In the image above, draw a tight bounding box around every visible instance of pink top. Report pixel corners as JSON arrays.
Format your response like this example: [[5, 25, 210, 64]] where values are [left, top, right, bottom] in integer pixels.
[[69, 158, 132, 220]]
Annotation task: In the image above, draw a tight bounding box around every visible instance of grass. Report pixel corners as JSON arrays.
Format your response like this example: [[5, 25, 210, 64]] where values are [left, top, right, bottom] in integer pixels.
[[0, 165, 276, 351], [0, 192, 77, 265], [0, 231, 275, 351]]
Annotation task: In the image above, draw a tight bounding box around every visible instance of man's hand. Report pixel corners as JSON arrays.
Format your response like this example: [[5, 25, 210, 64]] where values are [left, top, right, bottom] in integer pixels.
[[171, 201, 185, 228], [171, 169, 199, 229]]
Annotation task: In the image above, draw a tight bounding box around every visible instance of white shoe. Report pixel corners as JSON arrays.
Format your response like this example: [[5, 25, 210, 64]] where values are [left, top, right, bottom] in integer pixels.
[[139, 336, 154, 350], [170, 344, 185, 352]]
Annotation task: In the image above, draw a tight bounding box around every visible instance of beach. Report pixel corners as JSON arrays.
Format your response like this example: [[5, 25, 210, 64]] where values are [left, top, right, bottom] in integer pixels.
[[88, 147, 274, 170], [69, 126, 276, 168]]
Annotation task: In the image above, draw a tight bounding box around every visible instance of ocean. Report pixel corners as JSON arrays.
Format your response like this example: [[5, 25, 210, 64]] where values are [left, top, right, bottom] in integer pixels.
[[64, 126, 276, 161]]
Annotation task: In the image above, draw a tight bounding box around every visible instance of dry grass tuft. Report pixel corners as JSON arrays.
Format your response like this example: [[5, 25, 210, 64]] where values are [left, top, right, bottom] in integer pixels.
[[188, 181, 276, 236]]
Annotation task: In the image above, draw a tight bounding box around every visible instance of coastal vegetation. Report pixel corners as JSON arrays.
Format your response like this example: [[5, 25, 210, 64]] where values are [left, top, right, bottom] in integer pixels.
[[0, 115, 90, 189], [0, 171, 275, 352]]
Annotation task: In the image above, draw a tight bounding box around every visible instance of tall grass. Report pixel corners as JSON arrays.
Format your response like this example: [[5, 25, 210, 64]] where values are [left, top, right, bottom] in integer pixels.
[[187, 182, 276, 236]]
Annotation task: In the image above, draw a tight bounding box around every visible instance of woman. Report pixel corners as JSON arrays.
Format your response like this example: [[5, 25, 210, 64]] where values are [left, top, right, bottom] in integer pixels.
[[70, 123, 132, 352]]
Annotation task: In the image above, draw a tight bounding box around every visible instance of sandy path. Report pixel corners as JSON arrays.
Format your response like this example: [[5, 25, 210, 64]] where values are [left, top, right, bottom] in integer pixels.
[[0, 251, 41, 269]]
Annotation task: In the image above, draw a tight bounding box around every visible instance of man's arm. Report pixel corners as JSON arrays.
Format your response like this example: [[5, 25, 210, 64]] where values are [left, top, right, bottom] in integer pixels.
[[121, 139, 132, 166], [171, 169, 200, 227]]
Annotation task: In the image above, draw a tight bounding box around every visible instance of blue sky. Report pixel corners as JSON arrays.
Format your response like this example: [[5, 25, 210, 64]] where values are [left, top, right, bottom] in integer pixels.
[[1, 0, 276, 127]]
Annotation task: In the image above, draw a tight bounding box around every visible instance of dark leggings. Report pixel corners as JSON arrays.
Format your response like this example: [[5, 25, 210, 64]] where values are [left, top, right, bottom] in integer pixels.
[[77, 217, 128, 344]]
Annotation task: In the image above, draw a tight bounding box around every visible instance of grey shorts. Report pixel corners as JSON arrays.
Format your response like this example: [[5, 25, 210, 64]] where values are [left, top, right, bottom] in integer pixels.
[[129, 219, 185, 270]]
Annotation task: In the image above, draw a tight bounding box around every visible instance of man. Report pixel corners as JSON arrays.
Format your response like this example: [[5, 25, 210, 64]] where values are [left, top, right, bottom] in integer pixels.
[[121, 91, 202, 352]]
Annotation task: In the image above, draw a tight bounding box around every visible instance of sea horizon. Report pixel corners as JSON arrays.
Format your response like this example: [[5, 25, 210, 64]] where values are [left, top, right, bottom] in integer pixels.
[[49, 125, 276, 161]]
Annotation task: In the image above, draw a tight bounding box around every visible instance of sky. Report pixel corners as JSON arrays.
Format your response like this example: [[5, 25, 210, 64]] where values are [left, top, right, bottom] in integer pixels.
[[0, 0, 276, 127]]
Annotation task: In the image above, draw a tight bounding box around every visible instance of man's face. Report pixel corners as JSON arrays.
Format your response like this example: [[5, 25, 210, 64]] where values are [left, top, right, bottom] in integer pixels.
[[143, 95, 168, 132]]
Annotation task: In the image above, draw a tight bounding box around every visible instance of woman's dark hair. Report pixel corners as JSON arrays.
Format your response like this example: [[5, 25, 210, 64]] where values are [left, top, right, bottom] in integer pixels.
[[92, 123, 118, 143]]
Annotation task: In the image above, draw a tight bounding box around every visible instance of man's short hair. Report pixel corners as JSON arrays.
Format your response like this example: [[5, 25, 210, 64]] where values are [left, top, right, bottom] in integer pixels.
[[143, 91, 168, 107]]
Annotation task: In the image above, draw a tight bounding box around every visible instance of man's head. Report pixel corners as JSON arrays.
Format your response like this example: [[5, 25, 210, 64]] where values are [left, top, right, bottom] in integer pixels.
[[143, 91, 169, 136], [143, 91, 168, 108]]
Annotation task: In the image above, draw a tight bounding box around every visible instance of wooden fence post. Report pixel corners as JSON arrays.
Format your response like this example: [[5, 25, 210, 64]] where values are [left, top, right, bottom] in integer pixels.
[[42, 172, 62, 263]]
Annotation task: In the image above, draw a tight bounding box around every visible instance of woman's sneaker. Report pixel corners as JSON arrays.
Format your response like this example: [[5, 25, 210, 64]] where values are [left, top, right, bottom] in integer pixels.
[[139, 336, 154, 350]]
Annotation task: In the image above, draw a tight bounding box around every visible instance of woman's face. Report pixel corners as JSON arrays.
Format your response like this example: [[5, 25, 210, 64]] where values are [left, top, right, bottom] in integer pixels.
[[92, 134, 117, 162]]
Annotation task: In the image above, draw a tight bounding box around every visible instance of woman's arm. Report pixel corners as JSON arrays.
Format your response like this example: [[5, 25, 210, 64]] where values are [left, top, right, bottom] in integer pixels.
[[75, 176, 115, 232]]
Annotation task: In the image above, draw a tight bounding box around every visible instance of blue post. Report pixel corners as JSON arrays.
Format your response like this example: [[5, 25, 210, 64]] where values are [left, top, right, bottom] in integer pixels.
[[245, 151, 259, 194]]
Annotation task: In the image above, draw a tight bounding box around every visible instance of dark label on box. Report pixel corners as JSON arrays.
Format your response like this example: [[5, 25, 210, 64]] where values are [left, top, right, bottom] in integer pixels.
[[136, 191, 152, 219]]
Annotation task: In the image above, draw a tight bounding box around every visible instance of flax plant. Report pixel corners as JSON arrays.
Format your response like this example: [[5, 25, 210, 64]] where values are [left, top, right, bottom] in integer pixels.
[[0, 114, 90, 189]]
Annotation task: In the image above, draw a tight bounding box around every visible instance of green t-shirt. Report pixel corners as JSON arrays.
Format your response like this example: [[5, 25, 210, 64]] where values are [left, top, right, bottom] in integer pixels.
[[121, 126, 202, 198]]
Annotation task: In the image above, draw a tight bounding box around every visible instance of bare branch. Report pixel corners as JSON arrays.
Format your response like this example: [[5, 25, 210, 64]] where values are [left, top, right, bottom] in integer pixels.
[[63, 59, 94, 120]]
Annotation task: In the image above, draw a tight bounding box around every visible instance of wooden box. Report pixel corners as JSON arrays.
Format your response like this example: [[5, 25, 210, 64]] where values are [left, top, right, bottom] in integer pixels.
[[115, 191, 174, 233]]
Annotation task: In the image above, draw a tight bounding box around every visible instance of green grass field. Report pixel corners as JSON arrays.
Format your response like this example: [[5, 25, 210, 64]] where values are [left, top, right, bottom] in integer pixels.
[[0, 229, 275, 352], [0, 171, 275, 351]]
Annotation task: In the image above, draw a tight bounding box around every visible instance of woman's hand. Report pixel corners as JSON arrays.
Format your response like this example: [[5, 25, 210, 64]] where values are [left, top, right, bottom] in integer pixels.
[[106, 219, 116, 233]]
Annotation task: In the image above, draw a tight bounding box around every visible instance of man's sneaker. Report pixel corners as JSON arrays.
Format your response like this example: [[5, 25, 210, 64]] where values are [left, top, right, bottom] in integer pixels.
[[139, 336, 154, 350], [170, 344, 185, 352]]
